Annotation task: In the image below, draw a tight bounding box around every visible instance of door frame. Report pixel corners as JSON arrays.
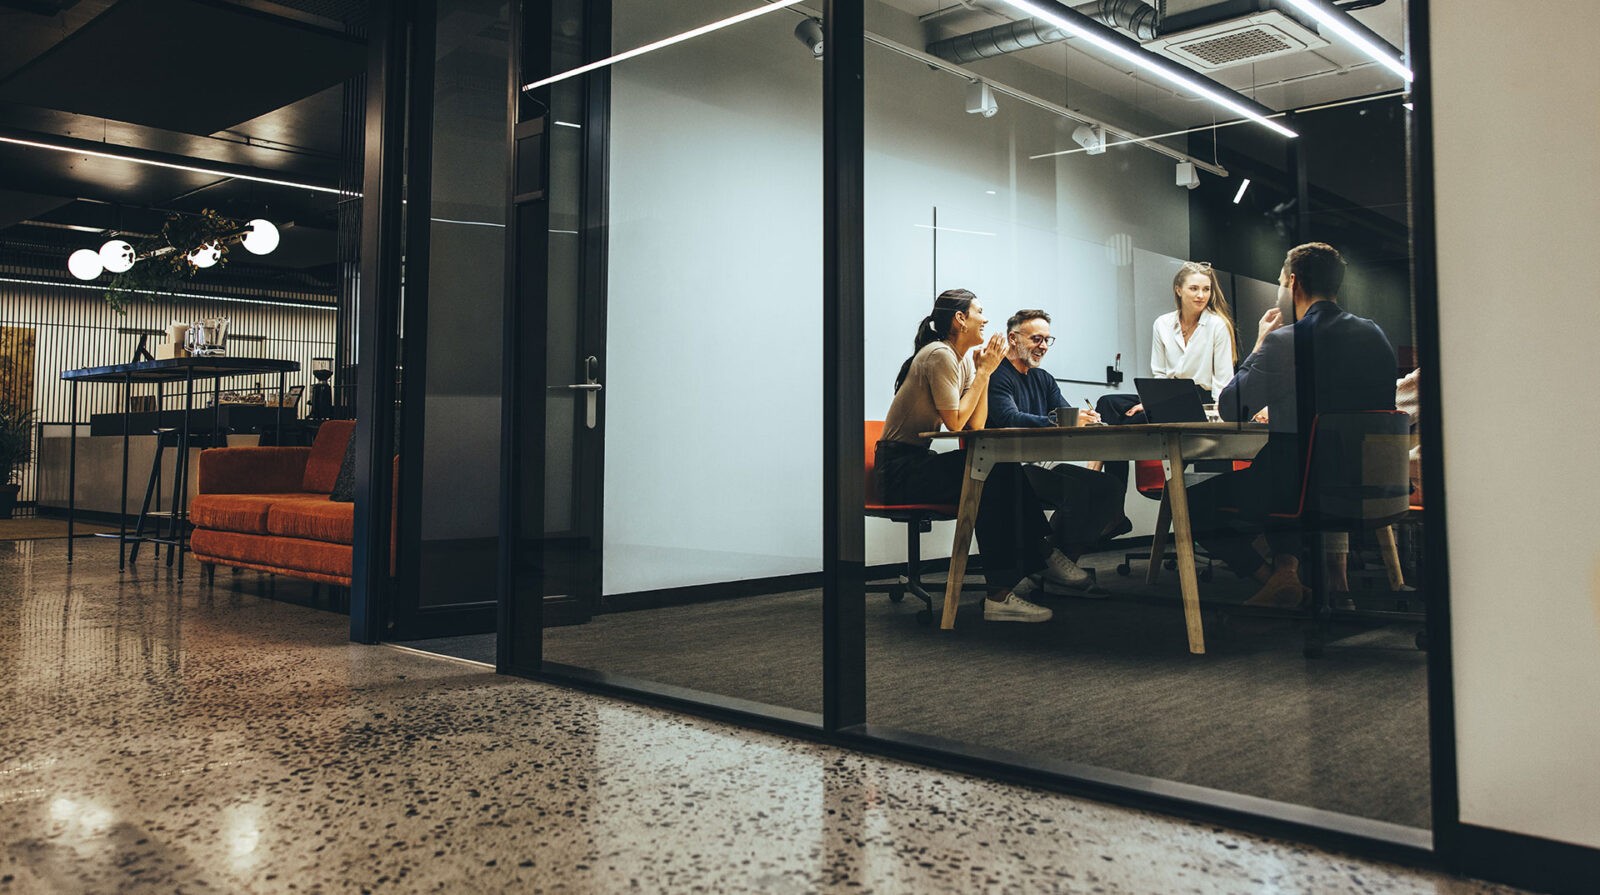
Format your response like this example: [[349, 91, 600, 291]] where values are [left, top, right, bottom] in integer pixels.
[[499, 0, 611, 675]]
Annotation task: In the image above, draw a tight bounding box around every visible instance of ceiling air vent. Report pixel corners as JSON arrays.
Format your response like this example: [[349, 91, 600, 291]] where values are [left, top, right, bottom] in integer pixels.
[[1144, 11, 1329, 71]]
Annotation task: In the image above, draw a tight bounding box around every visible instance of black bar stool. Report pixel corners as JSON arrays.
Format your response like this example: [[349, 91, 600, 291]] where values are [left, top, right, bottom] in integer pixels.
[[129, 427, 231, 562]]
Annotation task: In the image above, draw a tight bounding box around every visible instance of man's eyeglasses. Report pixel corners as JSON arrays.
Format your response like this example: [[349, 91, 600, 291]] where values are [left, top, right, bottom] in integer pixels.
[[1012, 333, 1056, 347]]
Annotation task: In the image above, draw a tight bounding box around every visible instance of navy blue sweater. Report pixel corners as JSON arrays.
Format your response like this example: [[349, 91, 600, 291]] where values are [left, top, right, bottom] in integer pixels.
[[988, 359, 1069, 428]]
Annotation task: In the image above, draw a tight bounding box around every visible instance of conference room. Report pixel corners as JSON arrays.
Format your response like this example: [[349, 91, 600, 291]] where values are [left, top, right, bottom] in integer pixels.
[[388, 0, 1435, 849]]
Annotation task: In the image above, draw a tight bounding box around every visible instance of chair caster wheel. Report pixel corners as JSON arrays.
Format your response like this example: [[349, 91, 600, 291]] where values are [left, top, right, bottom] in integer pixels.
[[1116, 563, 1131, 576], [915, 609, 932, 626], [888, 588, 905, 604], [1199, 567, 1213, 583]]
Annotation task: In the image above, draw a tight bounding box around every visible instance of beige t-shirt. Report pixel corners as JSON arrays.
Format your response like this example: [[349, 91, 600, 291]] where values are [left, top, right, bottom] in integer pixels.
[[882, 341, 975, 448]]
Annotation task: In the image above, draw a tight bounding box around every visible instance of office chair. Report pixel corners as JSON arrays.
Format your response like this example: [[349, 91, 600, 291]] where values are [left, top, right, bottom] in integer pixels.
[[863, 421, 982, 626], [1264, 411, 1413, 657]]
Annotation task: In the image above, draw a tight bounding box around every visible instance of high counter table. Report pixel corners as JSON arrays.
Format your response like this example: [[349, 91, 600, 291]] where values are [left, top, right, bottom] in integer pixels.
[[59, 357, 301, 574], [924, 422, 1269, 654]]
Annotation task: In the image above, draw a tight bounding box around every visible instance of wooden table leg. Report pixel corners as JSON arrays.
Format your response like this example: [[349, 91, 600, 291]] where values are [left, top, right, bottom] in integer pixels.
[[1377, 524, 1406, 590], [1145, 489, 1171, 585], [1163, 434, 1206, 654], [940, 449, 986, 631]]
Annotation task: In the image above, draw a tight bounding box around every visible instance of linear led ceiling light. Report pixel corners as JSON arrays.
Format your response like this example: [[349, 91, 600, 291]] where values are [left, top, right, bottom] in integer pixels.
[[0, 135, 345, 195], [991, 0, 1298, 139], [1281, 0, 1413, 83], [1233, 178, 1251, 204], [523, 0, 807, 92]]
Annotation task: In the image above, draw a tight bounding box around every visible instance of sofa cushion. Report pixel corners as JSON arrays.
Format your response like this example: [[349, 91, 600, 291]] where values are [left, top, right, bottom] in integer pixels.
[[191, 528, 352, 581], [302, 420, 355, 494], [266, 496, 354, 545], [190, 493, 314, 535]]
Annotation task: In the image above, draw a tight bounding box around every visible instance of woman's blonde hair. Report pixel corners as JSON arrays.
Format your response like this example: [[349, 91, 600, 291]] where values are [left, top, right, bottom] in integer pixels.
[[1172, 261, 1239, 365]]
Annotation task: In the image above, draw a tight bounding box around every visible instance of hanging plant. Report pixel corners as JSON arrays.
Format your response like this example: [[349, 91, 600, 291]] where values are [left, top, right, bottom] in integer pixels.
[[103, 208, 244, 312]]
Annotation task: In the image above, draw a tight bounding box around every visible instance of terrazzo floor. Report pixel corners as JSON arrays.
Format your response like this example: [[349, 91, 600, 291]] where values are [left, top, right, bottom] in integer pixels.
[[0, 538, 1524, 894]]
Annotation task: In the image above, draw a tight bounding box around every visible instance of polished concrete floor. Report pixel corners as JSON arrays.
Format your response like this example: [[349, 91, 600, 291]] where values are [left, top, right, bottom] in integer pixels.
[[0, 538, 1522, 894]]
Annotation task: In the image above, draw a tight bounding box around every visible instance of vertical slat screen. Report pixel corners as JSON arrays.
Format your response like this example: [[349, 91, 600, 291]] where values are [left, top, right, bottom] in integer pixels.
[[0, 276, 336, 505]]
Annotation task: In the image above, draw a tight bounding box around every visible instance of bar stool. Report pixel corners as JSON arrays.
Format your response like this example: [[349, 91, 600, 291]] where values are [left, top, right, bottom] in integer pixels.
[[129, 427, 231, 562]]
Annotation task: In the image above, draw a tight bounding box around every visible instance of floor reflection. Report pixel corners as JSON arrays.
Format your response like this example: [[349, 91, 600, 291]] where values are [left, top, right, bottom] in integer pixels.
[[0, 539, 1517, 894]]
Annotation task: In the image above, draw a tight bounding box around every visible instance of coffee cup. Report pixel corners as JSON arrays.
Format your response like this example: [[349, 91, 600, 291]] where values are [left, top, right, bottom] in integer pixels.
[[1050, 406, 1082, 427]]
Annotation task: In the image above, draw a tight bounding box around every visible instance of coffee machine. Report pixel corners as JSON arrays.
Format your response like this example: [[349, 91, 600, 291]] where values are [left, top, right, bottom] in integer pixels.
[[309, 357, 334, 419]]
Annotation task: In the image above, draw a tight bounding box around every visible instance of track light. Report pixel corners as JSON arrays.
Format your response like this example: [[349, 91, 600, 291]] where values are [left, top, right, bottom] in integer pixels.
[[1071, 124, 1106, 155], [1232, 178, 1251, 203], [966, 81, 998, 118], [793, 18, 823, 59], [1176, 161, 1200, 190]]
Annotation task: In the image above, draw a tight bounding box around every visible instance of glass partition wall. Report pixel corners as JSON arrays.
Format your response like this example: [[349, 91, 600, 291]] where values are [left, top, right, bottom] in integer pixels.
[[524, 0, 826, 718], [510, 0, 1434, 846]]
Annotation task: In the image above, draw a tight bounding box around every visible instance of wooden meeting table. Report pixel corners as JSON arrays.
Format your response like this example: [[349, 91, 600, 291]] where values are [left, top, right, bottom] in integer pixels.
[[924, 422, 1269, 654]]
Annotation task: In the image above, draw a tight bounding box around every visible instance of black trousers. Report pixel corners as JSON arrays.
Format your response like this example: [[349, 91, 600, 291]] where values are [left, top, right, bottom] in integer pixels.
[[1021, 463, 1124, 557], [876, 442, 1050, 590]]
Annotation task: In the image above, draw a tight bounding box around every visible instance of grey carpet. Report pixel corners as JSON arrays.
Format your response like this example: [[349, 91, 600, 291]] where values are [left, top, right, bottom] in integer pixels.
[[410, 548, 1431, 830]]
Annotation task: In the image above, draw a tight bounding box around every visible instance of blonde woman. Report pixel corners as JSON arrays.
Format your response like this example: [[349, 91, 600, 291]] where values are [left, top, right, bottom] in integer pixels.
[[1112, 261, 1240, 420]]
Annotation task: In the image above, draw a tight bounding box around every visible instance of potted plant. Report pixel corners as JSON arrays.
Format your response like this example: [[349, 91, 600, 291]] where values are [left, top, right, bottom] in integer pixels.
[[0, 399, 34, 519]]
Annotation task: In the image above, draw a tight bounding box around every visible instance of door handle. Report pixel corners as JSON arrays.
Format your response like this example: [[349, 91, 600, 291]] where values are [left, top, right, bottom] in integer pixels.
[[568, 355, 601, 428]]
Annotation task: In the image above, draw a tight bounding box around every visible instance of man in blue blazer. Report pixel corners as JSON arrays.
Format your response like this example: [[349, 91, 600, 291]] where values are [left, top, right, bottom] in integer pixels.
[[1190, 242, 1397, 606]]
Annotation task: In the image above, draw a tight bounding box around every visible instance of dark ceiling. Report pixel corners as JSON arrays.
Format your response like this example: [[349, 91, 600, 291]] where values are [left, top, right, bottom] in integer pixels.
[[0, 0, 368, 297]]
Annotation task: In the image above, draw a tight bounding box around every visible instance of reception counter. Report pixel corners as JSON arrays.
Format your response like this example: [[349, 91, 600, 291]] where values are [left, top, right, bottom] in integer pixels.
[[35, 426, 259, 516]]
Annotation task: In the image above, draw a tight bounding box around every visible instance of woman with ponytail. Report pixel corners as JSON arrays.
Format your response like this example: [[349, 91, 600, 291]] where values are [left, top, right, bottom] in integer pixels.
[[877, 289, 1099, 624]]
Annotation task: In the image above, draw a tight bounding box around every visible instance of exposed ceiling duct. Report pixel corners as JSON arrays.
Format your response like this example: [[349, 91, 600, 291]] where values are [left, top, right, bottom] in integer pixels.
[[927, 1, 1388, 72], [927, 0, 1160, 64]]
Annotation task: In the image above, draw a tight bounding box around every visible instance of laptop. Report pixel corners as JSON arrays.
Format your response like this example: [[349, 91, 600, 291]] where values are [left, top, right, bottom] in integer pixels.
[[1133, 377, 1208, 423]]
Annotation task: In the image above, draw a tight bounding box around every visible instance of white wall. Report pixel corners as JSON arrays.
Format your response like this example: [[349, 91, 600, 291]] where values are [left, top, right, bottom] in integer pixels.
[[1432, 1, 1600, 850], [604, 2, 1191, 592], [604, 4, 825, 594]]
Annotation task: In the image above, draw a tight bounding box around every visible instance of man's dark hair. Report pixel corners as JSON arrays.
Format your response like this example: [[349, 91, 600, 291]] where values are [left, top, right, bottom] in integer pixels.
[[1006, 309, 1051, 331], [1284, 242, 1346, 298]]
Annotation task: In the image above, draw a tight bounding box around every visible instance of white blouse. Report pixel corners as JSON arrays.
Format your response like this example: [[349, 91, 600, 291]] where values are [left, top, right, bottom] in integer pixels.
[[1151, 309, 1236, 400]]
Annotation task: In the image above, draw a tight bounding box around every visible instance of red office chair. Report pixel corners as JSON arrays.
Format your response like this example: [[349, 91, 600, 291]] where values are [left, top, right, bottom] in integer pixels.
[[864, 421, 979, 625]]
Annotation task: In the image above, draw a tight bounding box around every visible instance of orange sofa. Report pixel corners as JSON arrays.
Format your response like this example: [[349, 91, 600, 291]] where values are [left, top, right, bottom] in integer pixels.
[[190, 420, 357, 586]]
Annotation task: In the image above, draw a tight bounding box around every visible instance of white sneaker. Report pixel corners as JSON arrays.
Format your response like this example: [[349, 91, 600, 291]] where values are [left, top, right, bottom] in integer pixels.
[[1012, 575, 1041, 599], [1042, 549, 1093, 589], [983, 592, 1053, 623]]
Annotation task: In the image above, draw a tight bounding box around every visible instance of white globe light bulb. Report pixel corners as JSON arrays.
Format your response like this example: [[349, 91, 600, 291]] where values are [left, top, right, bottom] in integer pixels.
[[241, 219, 279, 255], [98, 239, 136, 273], [68, 248, 105, 281], [188, 243, 220, 269]]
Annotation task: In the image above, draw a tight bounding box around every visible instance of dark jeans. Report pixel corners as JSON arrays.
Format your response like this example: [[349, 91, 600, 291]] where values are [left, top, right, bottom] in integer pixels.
[[1021, 463, 1124, 557], [1185, 462, 1303, 578], [875, 442, 1050, 590]]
